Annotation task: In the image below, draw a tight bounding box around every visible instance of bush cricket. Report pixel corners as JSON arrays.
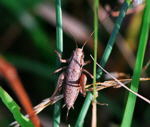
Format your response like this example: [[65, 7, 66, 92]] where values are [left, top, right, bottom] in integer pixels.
[[53, 43, 93, 117]]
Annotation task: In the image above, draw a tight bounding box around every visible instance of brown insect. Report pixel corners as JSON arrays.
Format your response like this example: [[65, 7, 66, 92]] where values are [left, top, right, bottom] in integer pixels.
[[52, 44, 93, 116]]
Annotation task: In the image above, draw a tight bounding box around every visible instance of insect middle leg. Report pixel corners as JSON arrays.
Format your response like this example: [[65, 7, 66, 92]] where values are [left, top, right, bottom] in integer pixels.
[[52, 66, 66, 74]]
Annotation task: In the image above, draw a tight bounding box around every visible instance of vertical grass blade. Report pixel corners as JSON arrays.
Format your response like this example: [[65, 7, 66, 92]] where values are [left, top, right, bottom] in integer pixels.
[[53, 0, 63, 126], [75, 1, 131, 126], [0, 87, 33, 127], [55, 0, 63, 53], [93, 0, 99, 100], [121, 1, 150, 127], [75, 92, 93, 127], [92, 0, 99, 126]]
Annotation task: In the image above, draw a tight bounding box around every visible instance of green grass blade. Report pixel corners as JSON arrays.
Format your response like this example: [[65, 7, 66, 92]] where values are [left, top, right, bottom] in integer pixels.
[[91, 0, 99, 126], [93, 0, 99, 100], [0, 87, 33, 127], [75, 1, 132, 126], [55, 0, 63, 53], [121, 1, 150, 127], [75, 92, 93, 127], [53, 0, 63, 126]]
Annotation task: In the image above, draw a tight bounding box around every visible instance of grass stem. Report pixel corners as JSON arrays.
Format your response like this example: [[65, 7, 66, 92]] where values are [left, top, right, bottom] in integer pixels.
[[53, 0, 63, 127], [92, 0, 99, 126]]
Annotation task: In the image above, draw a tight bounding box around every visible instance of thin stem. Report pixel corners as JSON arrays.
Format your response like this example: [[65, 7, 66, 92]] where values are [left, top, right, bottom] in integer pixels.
[[93, 0, 99, 100], [121, 1, 150, 126], [53, 0, 63, 127], [92, 0, 99, 126]]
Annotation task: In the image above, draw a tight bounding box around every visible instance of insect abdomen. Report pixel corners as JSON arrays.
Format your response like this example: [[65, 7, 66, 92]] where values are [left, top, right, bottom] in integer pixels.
[[64, 85, 79, 109]]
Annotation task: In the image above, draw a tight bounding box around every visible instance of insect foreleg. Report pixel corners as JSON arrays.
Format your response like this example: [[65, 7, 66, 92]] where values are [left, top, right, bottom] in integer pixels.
[[51, 72, 65, 98], [55, 50, 68, 63], [83, 60, 91, 66], [79, 74, 87, 96]]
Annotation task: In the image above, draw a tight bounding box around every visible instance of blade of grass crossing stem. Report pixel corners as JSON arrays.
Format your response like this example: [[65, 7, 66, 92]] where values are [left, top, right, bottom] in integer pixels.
[[75, 1, 132, 126], [0, 87, 34, 127], [92, 0, 99, 126], [121, 1, 150, 127], [53, 0, 63, 127]]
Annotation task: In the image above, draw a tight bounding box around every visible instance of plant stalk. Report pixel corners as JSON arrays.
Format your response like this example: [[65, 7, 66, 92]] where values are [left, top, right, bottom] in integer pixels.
[[53, 0, 63, 127], [92, 0, 99, 126]]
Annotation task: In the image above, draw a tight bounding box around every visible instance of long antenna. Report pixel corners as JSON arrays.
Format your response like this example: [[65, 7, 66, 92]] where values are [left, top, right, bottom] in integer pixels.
[[82, 31, 94, 50], [66, 30, 79, 48], [75, 39, 78, 48], [90, 55, 150, 104]]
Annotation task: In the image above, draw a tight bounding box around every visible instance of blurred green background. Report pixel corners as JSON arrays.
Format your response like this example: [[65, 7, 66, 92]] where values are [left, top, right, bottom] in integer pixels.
[[0, 0, 150, 127]]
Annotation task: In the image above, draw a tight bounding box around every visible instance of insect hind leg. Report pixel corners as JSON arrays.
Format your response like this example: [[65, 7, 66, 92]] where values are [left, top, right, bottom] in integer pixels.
[[82, 69, 94, 79], [79, 73, 87, 96], [51, 72, 65, 98]]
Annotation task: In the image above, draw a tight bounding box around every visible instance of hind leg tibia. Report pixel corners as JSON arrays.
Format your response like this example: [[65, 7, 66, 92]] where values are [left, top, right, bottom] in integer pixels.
[[79, 74, 87, 96]]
